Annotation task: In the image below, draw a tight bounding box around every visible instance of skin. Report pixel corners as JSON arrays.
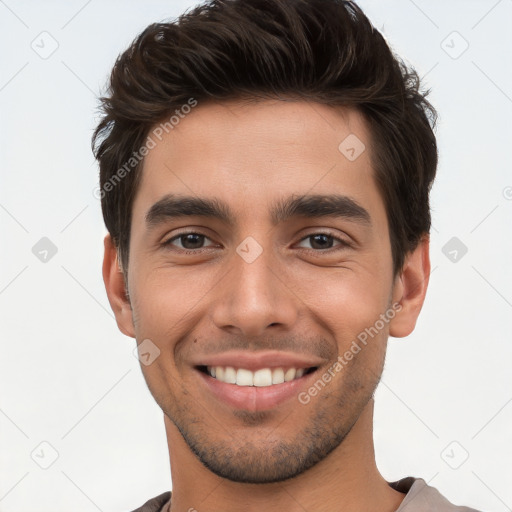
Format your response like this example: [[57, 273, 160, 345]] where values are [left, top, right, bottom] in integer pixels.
[[103, 99, 430, 512]]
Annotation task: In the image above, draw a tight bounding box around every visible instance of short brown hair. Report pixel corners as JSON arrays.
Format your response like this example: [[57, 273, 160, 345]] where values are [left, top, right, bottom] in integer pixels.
[[92, 0, 438, 280]]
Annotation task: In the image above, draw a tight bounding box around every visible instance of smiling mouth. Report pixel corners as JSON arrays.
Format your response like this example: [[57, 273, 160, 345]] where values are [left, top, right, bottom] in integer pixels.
[[197, 365, 317, 387]]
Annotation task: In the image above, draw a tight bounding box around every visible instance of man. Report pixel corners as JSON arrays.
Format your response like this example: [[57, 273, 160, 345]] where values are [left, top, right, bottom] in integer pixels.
[[92, 0, 481, 510]]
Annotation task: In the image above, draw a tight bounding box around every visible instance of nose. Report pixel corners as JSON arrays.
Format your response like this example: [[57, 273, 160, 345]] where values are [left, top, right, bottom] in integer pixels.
[[210, 241, 299, 338]]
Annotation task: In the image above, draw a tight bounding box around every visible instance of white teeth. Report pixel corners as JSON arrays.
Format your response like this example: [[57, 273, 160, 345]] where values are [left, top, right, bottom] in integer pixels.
[[284, 368, 296, 382], [236, 368, 253, 386], [272, 368, 285, 384], [253, 368, 272, 387], [205, 366, 310, 387], [224, 366, 236, 384]]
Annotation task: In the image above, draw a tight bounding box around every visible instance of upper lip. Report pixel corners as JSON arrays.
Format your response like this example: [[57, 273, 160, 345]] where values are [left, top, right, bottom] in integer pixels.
[[192, 350, 325, 371]]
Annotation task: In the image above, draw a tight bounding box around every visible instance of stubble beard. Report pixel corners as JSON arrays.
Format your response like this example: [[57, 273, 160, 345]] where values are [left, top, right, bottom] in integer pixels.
[[162, 363, 383, 484]]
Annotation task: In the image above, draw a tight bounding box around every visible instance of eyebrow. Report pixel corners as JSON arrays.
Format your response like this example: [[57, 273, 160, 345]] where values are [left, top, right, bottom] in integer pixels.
[[145, 193, 372, 230]]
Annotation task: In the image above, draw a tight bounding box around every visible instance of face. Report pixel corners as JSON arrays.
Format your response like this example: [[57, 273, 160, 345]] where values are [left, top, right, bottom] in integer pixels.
[[105, 99, 426, 484]]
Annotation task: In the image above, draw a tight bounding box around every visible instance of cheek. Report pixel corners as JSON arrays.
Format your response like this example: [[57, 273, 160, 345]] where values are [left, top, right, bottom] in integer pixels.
[[130, 268, 208, 333], [129, 269, 215, 391], [297, 267, 392, 334], [293, 272, 393, 374]]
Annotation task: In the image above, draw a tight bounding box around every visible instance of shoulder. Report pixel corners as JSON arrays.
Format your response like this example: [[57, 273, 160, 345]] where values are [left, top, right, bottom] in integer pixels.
[[128, 491, 171, 512], [390, 477, 482, 512]]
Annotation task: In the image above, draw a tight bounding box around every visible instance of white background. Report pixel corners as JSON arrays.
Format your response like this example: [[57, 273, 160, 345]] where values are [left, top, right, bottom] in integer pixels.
[[1, 1, 511, 511]]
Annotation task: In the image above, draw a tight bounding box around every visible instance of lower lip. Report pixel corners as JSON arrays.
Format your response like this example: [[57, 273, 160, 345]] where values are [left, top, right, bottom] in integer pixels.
[[197, 369, 317, 412]]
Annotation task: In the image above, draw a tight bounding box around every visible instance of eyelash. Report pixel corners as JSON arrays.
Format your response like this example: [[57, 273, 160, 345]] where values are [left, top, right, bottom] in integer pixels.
[[161, 230, 351, 255]]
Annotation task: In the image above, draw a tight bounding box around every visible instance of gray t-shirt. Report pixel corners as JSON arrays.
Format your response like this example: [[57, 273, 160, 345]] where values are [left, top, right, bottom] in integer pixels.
[[129, 476, 482, 511], [391, 477, 481, 511]]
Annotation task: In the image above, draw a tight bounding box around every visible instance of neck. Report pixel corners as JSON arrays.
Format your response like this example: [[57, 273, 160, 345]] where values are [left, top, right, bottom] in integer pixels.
[[165, 399, 405, 512]]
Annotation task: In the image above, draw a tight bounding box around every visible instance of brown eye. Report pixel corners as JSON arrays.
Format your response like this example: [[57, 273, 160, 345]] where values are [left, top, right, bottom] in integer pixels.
[[163, 232, 215, 251], [296, 232, 350, 251]]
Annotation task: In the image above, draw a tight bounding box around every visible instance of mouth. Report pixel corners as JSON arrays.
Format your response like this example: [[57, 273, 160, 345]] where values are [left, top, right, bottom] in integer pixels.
[[197, 365, 317, 387], [193, 351, 324, 412], [192, 350, 326, 411]]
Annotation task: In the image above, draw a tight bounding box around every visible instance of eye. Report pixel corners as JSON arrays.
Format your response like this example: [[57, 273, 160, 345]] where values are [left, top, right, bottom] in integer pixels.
[[161, 230, 351, 254], [162, 231, 216, 252], [296, 232, 350, 252]]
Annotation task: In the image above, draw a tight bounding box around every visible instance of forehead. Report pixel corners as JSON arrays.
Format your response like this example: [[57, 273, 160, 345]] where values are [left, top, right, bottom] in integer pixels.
[[131, 99, 386, 231]]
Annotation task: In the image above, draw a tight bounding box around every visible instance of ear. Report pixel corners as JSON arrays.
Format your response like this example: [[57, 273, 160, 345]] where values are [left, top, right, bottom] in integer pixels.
[[102, 234, 135, 338], [389, 235, 431, 338]]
